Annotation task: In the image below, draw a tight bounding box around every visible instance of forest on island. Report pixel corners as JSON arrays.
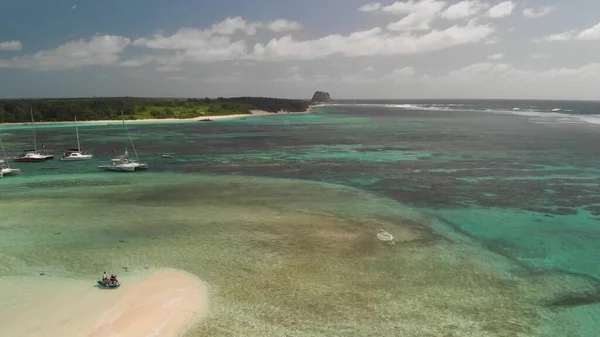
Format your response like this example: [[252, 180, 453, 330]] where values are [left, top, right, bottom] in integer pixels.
[[0, 97, 311, 123]]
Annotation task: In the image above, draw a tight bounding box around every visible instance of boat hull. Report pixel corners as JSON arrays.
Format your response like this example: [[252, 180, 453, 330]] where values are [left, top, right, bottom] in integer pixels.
[[97, 280, 120, 288], [99, 165, 135, 172], [14, 152, 54, 163], [14, 155, 54, 162], [98, 163, 147, 172], [60, 155, 93, 161], [0, 168, 20, 177]]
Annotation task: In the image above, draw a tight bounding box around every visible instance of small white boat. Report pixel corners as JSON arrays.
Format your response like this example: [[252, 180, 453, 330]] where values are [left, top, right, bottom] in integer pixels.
[[0, 139, 20, 177], [14, 150, 54, 162], [61, 116, 93, 161], [99, 111, 148, 172], [0, 160, 20, 177], [98, 154, 148, 172], [14, 108, 54, 162], [61, 150, 93, 161]]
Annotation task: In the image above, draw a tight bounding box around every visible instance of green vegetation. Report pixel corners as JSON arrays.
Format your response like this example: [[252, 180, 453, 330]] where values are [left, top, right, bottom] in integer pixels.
[[0, 97, 310, 123]]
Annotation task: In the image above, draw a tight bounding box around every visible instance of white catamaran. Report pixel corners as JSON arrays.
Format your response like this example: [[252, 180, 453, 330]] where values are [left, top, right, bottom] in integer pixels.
[[0, 138, 21, 177], [60, 116, 93, 161], [98, 111, 148, 172]]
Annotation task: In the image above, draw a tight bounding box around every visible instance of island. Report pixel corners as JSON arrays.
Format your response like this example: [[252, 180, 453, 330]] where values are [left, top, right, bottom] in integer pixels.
[[0, 97, 311, 123], [311, 91, 332, 103]]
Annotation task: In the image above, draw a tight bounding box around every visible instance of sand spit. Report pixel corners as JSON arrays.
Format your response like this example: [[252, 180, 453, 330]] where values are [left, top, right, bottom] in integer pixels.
[[0, 269, 208, 337], [0, 108, 314, 127]]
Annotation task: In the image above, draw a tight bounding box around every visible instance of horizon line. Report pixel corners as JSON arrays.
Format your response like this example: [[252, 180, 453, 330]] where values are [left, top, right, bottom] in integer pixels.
[[1, 96, 600, 103]]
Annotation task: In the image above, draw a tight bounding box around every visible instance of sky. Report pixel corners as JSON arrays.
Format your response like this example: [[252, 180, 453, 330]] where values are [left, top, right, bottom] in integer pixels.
[[1, 0, 599, 100]]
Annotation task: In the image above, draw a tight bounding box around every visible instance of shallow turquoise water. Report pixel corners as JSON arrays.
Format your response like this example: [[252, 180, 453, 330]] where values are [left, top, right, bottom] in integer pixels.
[[1, 105, 600, 336]]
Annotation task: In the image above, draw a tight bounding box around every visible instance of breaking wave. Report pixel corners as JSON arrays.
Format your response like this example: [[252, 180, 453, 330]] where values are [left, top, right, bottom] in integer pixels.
[[326, 102, 600, 126]]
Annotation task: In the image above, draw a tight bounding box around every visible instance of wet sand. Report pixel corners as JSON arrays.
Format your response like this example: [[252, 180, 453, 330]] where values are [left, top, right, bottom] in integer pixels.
[[0, 269, 207, 337]]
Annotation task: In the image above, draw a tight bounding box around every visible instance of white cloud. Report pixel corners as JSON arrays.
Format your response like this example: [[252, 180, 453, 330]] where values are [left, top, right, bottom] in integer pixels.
[[0, 41, 23, 51], [576, 23, 600, 40], [383, 0, 447, 31], [0, 14, 498, 72], [359, 3, 382, 12], [211, 16, 261, 36], [486, 1, 516, 18], [536, 63, 600, 79], [390, 66, 416, 77], [381, 0, 446, 15], [120, 55, 158, 68], [131, 28, 248, 63], [0, 35, 130, 70], [365, 66, 374, 71], [443, 62, 512, 81], [267, 19, 303, 32], [282, 66, 418, 85], [484, 36, 502, 44], [534, 22, 600, 43], [128, 17, 307, 66], [441, 0, 490, 20], [437, 62, 600, 85], [534, 31, 576, 43], [316, 62, 600, 90], [487, 53, 504, 60], [523, 6, 555, 18], [250, 19, 494, 61]]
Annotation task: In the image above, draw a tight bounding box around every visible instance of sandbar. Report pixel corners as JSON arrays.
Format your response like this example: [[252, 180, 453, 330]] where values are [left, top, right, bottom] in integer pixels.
[[0, 108, 315, 127], [0, 268, 208, 337]]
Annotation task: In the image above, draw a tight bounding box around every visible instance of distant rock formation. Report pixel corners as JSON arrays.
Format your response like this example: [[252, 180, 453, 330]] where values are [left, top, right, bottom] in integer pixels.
[[311, 91, 332, 103]]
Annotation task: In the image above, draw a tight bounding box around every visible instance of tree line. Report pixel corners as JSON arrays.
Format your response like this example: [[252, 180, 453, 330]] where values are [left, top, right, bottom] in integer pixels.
[[0, 97, 310, 122]]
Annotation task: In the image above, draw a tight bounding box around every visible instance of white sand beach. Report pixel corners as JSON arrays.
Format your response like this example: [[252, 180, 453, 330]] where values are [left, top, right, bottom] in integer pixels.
[[0, 108, 315, 127], [0, 269, 208, 337]]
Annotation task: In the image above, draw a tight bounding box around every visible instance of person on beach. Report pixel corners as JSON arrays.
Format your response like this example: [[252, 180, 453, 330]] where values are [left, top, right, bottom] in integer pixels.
[[110, 274, 118, 285]]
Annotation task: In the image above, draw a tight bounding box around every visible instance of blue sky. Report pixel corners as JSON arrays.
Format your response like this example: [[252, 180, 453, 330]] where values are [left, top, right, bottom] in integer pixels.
[[1, 0, 600, 99]]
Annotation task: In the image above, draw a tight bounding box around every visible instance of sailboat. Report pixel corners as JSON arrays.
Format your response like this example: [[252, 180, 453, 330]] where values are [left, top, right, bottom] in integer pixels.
[[98, 111, 148, 172], [60, 116, 93, 161], [0, 138, 21, 177], [14, 108, 54, 162]]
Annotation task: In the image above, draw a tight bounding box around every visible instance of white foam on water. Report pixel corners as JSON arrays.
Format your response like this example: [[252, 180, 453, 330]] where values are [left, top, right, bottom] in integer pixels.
[[574, 115, 600, 125], [323, 103, 600, 127]]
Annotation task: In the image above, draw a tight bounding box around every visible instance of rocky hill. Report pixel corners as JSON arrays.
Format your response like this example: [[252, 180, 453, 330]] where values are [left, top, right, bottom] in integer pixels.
[[311, 91, 332, 103]]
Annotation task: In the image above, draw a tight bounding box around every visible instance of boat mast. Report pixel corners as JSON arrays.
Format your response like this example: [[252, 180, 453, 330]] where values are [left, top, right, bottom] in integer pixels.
[[121, 110, 139, 161], [30, 107, 38, 152], [0, 137, 10, 168], [75, 116, 81, 151], [121, 110, 128, 157]]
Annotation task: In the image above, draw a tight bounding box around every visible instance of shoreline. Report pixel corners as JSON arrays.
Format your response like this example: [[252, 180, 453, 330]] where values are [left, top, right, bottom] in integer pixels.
[[0, 268, 208, 337], [0, 108, 317, 127]]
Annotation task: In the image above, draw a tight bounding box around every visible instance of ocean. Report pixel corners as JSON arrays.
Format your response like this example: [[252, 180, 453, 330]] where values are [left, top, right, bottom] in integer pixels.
[[1, 100, 599, 336]]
